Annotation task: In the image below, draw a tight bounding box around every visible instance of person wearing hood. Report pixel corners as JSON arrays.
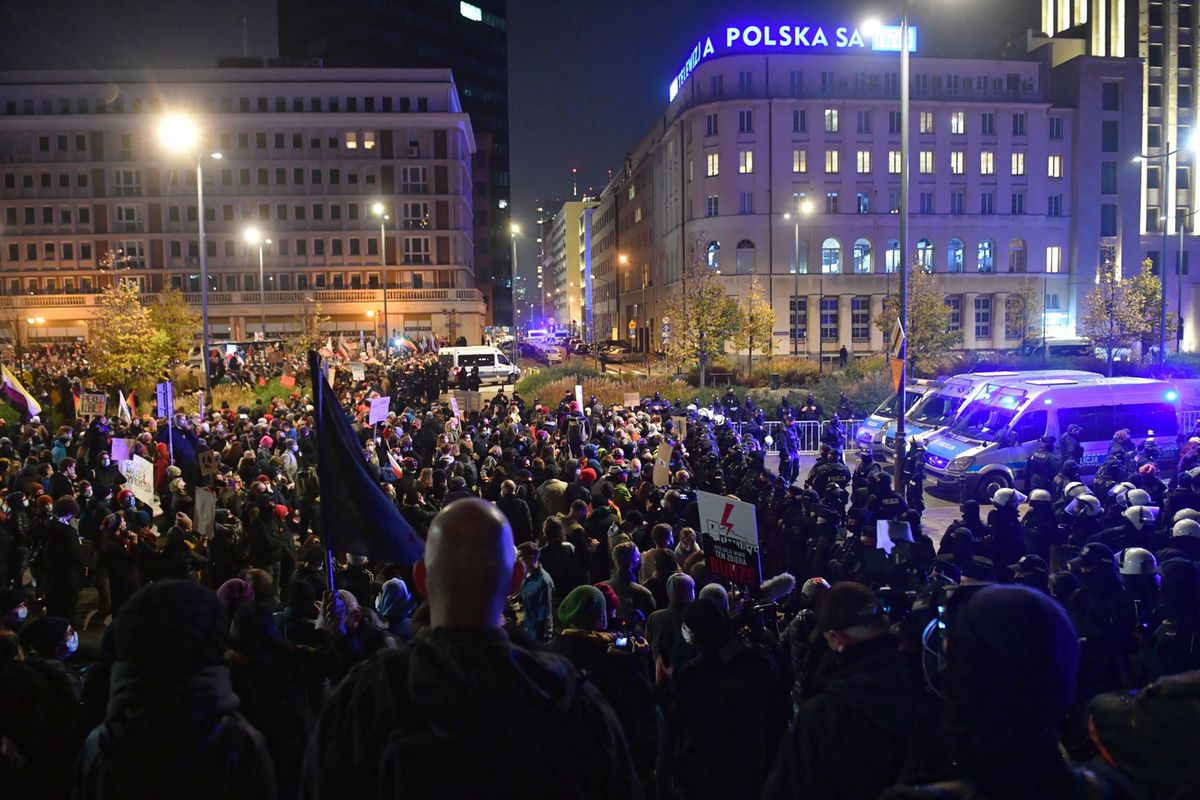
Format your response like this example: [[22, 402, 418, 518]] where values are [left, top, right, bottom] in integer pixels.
[[302, 498, 640, 799], [602, 541, 656, 630], [766, 581, 942, 800], [1067, 543, 1140, 710], [1023, 435, 1061, 493], [884, 586, 1124, 800], [374, 577, 417, 640], [41, 495, 84, 622], [75, 579, 277, 800], [1141, 558, 1200, 681]]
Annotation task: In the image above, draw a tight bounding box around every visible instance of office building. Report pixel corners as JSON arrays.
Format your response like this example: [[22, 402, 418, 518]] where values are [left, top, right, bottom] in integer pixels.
[[277, 0, 512, 328], [593, 22, 1148, 360], [0, 66, 486, 343], [547, 199, 597, 332]]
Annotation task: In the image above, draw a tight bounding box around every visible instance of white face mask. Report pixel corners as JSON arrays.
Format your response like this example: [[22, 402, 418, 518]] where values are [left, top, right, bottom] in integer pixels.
[[15, 604, 27, 621], [680, 624, 694, 645], [64, 631, 79, 656]]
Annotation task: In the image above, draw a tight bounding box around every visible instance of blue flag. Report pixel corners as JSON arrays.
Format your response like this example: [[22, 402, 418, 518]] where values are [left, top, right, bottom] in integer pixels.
[[308, 351, 423, 566]]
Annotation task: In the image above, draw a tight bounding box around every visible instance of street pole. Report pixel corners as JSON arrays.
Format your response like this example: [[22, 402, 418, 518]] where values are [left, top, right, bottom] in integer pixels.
[[1181, 212, 1189, 353], [1042, 276, 1048, 366], [380, 215, 389, 357], [510, 231, 520, 369], [257, 241, 265, 340], [1161, 141, 1171, 367], [195, 157, 211, 391], [894, 1, 911, 485], [793, 213, 800, 358]]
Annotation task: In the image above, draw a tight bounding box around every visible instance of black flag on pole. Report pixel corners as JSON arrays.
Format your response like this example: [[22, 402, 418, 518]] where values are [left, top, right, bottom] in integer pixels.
[[308, 350, 423, 566]]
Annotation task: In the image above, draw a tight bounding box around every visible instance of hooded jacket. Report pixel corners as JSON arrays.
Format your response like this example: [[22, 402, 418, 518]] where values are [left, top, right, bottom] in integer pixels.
[[302, 626, 640, 800]]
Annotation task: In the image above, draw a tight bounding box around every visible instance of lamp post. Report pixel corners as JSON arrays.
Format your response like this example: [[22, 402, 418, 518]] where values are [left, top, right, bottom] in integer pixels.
[[783, 199, 816, 359], [864, 9, 913, 483], [158, 113, 220, 389], [371, 202, 391, 358], [243, 227, 270, 343], [510, 223, 521, 368], [1179, 207, 1198, 353]]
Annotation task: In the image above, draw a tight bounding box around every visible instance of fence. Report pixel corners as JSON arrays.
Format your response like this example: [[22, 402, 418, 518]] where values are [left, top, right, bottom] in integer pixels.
[[1185, 410, 1200, 434], [731, 419, 863, 455]]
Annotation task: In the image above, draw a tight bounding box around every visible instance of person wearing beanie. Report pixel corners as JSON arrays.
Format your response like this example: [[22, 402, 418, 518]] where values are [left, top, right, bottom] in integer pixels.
[[885, 585, 1123, 800], [667, 597, 789, 800], [766, 582, 945, 800], [303, 498, 638, 800], [76, 580, 276, 800], [646, 572, 694, 673], [42, 492, 85, 622], [216, 577, 256, 620], [374, 577, 417, 640]]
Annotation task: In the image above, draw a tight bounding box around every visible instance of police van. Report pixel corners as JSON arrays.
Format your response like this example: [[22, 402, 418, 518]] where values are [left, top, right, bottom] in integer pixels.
[[922, 376, 1181, 501], [437, 346, 521, 386], [880, 370, 1101, 461], [853, 380, 937, 458]]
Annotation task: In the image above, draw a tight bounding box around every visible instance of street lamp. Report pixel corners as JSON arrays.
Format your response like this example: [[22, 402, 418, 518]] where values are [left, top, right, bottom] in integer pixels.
[[158, 112, 220, 389], [783, 198, 816, 359], [617, 254, 649, 354], [243, 227, 270, 343], [510, 223, 521, 368], [371, 202, 392, 357], [863, 10, 913, 483]]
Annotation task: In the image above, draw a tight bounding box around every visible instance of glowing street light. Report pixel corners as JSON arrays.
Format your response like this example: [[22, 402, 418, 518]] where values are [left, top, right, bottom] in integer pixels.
[[371, 202, 391, 355], [243, 227, 271, 340]]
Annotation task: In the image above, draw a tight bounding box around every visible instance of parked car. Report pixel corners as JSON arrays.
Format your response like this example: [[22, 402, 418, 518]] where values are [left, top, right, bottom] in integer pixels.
[[601, 342, 646, 363], [543, 345, 566, 365]]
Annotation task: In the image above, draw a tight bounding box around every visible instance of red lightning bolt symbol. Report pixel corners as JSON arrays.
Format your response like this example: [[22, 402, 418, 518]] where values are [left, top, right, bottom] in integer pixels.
[[720, 503, 735, 537]]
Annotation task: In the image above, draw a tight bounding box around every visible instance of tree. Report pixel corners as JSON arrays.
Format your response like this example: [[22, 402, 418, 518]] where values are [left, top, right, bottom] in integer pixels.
[[88, 279, 169, 386], [148, 288, 200, 365], [1080, 262, 1140, 376], [1123, 261, 1177, 362], [662, 237, 742, 387], [287, 298, 330, 357], [1006, 278, 1044, 347], [875, 260, 961, 375], [732, 277, 775, 377]]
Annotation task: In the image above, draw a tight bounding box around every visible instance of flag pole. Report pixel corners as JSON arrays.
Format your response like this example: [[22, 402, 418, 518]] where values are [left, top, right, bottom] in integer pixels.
[[309, 349, 337, 591]]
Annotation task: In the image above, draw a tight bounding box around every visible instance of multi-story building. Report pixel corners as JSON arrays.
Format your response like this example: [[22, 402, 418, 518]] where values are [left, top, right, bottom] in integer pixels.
[[1035, 0, 1199, 349], [278, 0, 512, 328], [596, 22, 1146, 360], [0, 66, 486, 344], [547, 199, 597, 331]]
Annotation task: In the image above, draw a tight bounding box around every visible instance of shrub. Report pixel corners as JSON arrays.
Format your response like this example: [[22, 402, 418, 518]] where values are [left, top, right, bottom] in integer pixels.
[[515, 364, 600, 398], [746, 357, 821, 388]]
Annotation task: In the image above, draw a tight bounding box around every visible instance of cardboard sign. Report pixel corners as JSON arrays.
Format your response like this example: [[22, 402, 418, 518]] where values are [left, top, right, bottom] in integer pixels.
[[574, 384, 584, 409], [279, 374, 296, 389], [194, 487, 216, 539], [653, 442, 674, 487], [198, 449, 219, 478], [197, 390, 204, 420], [79, 393, 107, 417], [110, 438, 132, 463], [672, 415, 688, 440], [156, 381, 174, 418], [120, 455, 156, 507], [623, 392, 640, 408], [450, 396, 461, 418], [351, 363, 365, 381], [697, 490, 762, 586], [451, 390, 483, 413], [368, 396, 391, 425]]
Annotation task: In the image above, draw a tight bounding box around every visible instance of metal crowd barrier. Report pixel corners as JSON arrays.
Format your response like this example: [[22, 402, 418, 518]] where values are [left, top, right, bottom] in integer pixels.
[[728, 419, 862, 455], [1184, 409, 1200, 434]]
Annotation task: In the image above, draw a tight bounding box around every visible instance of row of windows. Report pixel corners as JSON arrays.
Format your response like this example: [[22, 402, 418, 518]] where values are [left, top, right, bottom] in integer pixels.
[[704, 237, 1058, 275], [0, 268, 450, 297], [785, 291, 1035, 342], [701, 188, 1064, 218], [701, 108, 1061, 138], [700, 67, 1037, 102], [698, 147, 1064, 178], [2, 93, 435, 117]]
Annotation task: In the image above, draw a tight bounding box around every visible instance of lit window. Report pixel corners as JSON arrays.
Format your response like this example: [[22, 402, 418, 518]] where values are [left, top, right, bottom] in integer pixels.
[[1047, 154, 1063, 178], [738, 149, 754, 174], [950, 151, 964, 174], [1011, 152, 1025, 176], [824, 109, 839, 132], [706, 152, 719, 177], [888, 150, 901, 174], [980, 151, 995, 175], [459, 1, 483, 22], [1046, 245, 1061, 273], [825, 149, 840, 174], [792, 148, 807, 173], [856, 150, 871, 173], [363, 132, 376, 150], [919, 150, 934, 173], [345, 132, 358, 150], [950, 110, 965, 134], [919, 111, 933, 133]]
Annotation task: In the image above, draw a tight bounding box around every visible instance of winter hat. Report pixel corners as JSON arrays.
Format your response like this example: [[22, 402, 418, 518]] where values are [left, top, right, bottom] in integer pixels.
[[99, 514, 123, 537], [376, 578, 415, 622], [578, 467, 597, 485], [215, 578, 255, 618], [817, 581, 885, 632], [944, 585, 1079, 739], [1172, 519, 1200, 539], [697, 583, 729, 613], [683, 596, 731, 654], [557, 585, 607, 630], [1125, 488, 1152, 507], [259, 435, 274, 449], [17, 615, 69, 658], [992, 488, 1027, 508], [166, 465, 183, 479]]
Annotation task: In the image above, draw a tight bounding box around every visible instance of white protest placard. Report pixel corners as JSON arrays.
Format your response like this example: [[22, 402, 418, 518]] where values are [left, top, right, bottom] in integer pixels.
[[449, 396, 461, 418], [79, 393, 107, 417], [156, 381, 174, 418], [875, 519, 913, 556], [653, 442, 673, 487], [350, 362, 365, 381], [120, 455, 156, 507], [623, 392, 640, 408], [574, 384, 584, 409], [697, 490, 762, 586], [672, 415, 688, 440], [110, 437, 133, 463], [368, 395, 391, 425], [194, 487, 217, 538]]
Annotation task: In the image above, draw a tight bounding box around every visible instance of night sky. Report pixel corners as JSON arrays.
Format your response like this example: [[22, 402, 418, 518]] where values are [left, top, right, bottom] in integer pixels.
[[0, 0, 1040, 284]]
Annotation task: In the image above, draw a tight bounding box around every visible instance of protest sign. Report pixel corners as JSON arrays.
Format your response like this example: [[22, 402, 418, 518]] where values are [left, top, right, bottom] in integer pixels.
[[156, 381, 174, 418], [279, 374, 296, 389], [79, 393, 107, 417], [653, 442, 673, 487], [194, 487, 216, 538], [574, 384, 584, 409], [671, 415, 688, 440], [623, 392, 639, 408], [449, 396, 461, 418], [368, 396, 391, 425], [697, 490, 762, 586], [198, 449, 219, 478], [110, 438, 133, 463], [350, 363, 365, 381], [120, 455, 156, 507]]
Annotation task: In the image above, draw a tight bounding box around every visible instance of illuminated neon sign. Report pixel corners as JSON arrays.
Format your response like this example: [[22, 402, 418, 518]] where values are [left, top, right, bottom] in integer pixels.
[[668, 23, 918, 100]]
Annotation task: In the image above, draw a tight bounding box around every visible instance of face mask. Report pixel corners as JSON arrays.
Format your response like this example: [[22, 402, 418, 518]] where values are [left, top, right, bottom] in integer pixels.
[[680, 624, 694, 645], [64, 631, 79, 656], [15, 604, 27, 621]]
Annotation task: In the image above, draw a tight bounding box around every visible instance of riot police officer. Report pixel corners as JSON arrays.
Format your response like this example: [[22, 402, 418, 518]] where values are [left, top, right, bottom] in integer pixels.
[[1024, 435, 1062, 493]]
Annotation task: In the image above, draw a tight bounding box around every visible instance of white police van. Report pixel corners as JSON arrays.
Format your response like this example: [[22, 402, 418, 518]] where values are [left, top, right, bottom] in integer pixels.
[[437, 346, 521, 386], [880, 370, 1101, 461], [923, 376, 1181, 501], [853, 380, 936, 458]]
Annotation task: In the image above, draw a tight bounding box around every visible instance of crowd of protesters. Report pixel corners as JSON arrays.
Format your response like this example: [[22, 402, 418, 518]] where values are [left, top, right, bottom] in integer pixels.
[[0, 340, 1198, 799]]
